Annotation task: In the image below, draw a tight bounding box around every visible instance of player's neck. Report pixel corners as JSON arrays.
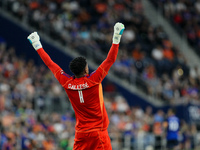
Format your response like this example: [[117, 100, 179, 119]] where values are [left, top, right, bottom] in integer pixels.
[[75, 74, 85, 78], [75, 70, 88, 78]]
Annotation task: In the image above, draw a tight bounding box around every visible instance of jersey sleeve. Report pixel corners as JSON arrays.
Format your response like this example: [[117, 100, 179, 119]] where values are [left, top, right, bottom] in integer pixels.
[[37, 48, 71, 86], [87, 44, 119, 83]]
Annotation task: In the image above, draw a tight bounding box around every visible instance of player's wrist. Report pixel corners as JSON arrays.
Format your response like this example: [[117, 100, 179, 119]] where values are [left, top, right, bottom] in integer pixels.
[[112, 34, 122, 44], [32, 41, 42, 51]]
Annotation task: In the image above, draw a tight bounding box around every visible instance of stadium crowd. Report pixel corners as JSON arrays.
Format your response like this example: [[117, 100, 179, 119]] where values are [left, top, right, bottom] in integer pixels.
[[0, 36, 200, 149], [150, 0, 200, 58], [1, 0, 200, 149], [1, 0, 200, 104]]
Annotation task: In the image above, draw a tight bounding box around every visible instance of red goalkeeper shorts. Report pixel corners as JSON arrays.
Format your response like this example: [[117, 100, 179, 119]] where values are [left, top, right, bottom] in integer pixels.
[[73, 129, 112, 150]]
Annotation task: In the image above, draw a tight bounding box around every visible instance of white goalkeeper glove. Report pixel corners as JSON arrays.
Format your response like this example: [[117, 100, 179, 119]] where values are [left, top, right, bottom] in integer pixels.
[[112, 22, 125, 44], [27, 32, 42, 51]]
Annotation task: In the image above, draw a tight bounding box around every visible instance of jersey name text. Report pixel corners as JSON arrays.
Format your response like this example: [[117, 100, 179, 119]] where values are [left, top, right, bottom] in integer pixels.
[[68, 82, 89, 90]]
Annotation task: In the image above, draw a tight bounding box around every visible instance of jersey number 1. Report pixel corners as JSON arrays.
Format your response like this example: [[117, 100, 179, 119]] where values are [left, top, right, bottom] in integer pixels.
[[78, 90, 84, 103]]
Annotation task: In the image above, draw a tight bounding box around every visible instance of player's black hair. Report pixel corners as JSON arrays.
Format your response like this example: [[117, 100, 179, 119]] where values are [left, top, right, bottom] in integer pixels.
[[69, 56, 87, 76]]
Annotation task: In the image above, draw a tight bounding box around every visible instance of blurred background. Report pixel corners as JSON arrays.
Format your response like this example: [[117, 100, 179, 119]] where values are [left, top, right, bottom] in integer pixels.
[[1, 0, 200, 149]]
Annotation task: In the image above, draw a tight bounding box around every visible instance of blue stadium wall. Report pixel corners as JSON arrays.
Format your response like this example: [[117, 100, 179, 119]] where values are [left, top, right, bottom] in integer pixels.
[[1, 14, 199, 124]]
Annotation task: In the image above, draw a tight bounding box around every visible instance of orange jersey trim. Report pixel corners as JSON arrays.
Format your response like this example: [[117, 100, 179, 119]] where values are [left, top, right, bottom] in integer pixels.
[[99, 84, 104, 113], [99, 84, 104, 130], [98, 131, 105, 150]]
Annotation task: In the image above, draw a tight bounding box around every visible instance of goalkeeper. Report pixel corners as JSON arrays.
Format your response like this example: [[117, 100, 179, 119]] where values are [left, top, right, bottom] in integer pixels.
[[27, 22, 125, 150]]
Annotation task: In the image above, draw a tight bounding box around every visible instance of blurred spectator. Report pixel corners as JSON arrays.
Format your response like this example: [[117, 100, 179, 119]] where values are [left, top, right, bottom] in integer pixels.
[[1, 0, 200, 149], [151, 0, 200, 59], [1, 0, 195, 105]]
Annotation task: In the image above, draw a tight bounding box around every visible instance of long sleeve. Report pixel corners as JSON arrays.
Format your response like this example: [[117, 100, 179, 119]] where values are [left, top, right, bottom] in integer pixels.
[[86, 44, 119, 83], [99, 44, 119, 73], [37, 48, 61, 74], [37, 48, 71, 86]]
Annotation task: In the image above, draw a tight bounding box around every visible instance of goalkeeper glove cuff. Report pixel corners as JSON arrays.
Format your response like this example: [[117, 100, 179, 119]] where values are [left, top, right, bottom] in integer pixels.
[[32, 41, 42, 50], [113, 34, 122, 44]]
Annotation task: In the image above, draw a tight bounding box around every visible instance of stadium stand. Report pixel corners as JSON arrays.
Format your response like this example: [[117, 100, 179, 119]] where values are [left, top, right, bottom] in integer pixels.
[[0, 40, 199, 149], [150, 0, 200, 58], [1, 0, 200, 149], [0, 0, 196, 104], [0, 39, 158, 149]]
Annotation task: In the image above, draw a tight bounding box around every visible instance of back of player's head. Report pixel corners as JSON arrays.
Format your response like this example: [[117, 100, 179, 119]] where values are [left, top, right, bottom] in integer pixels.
[[69, 56, 87, 76]]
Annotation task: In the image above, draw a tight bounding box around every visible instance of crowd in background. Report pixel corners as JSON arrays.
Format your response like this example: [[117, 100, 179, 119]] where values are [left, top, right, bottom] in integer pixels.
[[0, 36, 200, 149], [1, 0, 200, 149], [150, 0, 200, 57], [0, 37, 75, 150], [1, 0, 200, 104]]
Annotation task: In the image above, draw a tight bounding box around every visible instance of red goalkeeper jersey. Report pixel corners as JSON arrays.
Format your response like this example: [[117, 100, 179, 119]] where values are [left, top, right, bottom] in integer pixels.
[[37, 44, 119, 132]]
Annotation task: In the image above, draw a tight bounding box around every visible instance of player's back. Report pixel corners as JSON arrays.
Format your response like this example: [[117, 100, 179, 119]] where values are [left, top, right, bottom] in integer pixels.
[[64, 75, 109, 133], [33, 42, 119, 133]]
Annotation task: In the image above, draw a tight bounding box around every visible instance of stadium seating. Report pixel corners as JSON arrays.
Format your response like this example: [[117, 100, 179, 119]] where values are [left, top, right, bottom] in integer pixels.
[[1, 0, 196, 104], [0, 39, 154, 149], [150, 0, 200, 58], [0, 37, 199, 149], [1, 0, 200, 149]]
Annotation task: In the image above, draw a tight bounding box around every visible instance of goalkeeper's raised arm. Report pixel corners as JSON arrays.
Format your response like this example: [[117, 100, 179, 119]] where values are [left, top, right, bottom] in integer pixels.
[[102, 22, 125, 73], [89, 22, 125, 83], [27, 32, 70, 86]]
